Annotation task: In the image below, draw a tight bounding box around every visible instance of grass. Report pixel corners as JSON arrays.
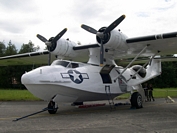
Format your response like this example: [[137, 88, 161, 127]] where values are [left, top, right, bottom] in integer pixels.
[[116, 88, 177, 99], [0, 89, 41, 101], [0, 88, 177, 101]]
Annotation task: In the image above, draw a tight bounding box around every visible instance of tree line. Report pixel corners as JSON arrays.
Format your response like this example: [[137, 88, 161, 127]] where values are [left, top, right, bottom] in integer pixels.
[[0, 41, 177, 89], [0, 41, 41, 88], [148, 61, 177, 88], [0, 40, 40, 56]]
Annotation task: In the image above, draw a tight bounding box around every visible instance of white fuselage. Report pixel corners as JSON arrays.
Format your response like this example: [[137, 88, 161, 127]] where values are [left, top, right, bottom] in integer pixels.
[[21, 60, 129, 103], [21, 55, 161, 104]]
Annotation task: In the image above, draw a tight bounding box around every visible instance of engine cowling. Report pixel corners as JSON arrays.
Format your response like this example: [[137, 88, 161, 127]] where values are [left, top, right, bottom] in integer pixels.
[[48, 38, 89, 62], [48, 38, 77, 57], [96, 28, 128, 50]]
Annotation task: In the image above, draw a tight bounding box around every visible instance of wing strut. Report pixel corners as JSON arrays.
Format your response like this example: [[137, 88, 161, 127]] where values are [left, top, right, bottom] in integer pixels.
[[126, 50, 160, 82], [114, 44, 150, 81]]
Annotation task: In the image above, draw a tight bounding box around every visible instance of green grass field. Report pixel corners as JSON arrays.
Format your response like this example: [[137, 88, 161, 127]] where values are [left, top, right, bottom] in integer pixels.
[[0, 89, 40, 101], [0, 88, 177, 101], [116, 88, 177, 99]]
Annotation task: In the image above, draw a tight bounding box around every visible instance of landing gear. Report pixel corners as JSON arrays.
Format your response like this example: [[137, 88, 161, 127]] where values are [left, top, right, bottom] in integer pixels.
[[130, 92, 143, 109], [48, 101, 58, 114]]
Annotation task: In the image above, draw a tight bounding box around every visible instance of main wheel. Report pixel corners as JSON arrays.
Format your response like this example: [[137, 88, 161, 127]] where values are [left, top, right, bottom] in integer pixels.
[[130, 92, 143, 109], [48, 101, 58, 114]]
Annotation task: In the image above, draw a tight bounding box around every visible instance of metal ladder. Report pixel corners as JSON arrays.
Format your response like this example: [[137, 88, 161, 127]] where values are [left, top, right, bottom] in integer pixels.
[[105, 85, 115, 110]]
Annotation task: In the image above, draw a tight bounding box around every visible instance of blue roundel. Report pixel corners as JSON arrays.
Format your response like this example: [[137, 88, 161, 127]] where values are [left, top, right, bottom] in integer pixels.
[[68, 70, 83, 84]]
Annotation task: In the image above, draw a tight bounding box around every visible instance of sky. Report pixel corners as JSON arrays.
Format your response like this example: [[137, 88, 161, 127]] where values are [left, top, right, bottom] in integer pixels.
[[0, 0, 177, 51]]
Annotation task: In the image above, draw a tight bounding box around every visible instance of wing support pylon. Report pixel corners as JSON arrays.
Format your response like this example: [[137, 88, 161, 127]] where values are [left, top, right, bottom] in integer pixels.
[[114, 44, 150, 82], [127, 50, 160, 82]]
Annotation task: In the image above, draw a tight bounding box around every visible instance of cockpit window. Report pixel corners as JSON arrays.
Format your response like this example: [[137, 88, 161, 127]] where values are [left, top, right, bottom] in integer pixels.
[[51, 60, 70, 67], [71, 63, 79, 68], [67, 63, 79, 68]]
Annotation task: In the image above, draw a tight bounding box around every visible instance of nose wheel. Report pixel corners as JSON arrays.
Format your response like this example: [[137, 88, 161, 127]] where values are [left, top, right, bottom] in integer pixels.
[[48, 101, 58, 114]]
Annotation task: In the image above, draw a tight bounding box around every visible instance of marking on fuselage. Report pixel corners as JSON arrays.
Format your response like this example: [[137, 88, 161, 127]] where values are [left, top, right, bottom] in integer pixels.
[[61, 70, 89, 84], [40, 80, 71, 83]]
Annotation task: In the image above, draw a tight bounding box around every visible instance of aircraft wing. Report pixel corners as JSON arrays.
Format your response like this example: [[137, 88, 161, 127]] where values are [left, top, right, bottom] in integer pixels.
[[0, 31, 177, 66], [125, 32, 177, 57], [0, 51, 57, 66], [116, 56, 177, 66]]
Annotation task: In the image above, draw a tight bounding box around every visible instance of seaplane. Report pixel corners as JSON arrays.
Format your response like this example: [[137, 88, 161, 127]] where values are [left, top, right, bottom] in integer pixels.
[[1, 14, 177, 118]]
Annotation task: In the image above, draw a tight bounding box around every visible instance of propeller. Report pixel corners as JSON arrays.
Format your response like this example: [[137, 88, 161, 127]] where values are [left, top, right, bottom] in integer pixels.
[[81, 15, 126, 66], [36, 28, 67, 65], [37, 28, 67, 47]]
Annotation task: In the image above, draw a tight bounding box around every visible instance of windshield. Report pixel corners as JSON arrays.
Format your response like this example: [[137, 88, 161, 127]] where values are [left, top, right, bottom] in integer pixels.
[[51, 60, 70, 67]]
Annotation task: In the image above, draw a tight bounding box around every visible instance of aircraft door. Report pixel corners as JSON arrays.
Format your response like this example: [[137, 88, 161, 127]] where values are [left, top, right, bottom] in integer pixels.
[[100, 65, 115, 84]]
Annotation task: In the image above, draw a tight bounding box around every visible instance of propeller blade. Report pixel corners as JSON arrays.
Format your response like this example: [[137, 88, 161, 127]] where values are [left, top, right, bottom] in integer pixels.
[[48, 52, 51, 65], [81, 24, 97, 34], [104, 14, 126, 34], [52, 28, 67, 43], [36, 34, 48, 42], [100, 40, 104, 66]]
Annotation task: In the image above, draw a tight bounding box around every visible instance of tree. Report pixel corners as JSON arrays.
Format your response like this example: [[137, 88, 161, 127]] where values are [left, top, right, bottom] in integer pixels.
[[5, 40, 17, 56], [148, 62, 177, 88], [0, 65, 39, 89], [0, 41, 6, 57], [18, 40, 40, 54]]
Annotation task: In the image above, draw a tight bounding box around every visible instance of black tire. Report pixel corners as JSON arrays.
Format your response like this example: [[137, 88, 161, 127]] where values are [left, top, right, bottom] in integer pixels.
[[48, 101, 58, 114], [130, 92, 143, 109]]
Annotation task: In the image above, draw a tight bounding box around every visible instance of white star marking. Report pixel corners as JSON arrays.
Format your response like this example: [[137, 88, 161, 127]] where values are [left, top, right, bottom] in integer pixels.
[[69, 71, 81, 81]]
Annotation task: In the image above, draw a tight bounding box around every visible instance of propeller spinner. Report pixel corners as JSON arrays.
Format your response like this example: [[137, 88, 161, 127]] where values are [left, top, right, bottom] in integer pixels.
[[81, 15, 126, 66]]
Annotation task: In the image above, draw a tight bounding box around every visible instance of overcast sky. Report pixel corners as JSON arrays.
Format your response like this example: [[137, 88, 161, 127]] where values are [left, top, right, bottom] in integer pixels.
[[0, 0, 177, 51]]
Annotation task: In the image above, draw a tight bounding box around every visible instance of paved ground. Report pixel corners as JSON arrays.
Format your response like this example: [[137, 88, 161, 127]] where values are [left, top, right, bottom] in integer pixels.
[[0, 98, 177, 133]]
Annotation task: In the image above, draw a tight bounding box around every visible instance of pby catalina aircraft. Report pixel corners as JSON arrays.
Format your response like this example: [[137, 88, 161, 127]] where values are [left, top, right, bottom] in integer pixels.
[[1, 14, 177, 115]]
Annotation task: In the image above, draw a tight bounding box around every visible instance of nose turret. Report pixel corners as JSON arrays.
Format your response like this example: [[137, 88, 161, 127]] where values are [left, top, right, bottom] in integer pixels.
[[21, 66, 47, 85], [21, 68, 41, 85]]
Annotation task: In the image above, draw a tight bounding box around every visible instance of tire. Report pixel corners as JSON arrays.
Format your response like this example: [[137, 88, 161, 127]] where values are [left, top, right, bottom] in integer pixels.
[[48, 101, 58, 114], [130, 92, 143, 109]]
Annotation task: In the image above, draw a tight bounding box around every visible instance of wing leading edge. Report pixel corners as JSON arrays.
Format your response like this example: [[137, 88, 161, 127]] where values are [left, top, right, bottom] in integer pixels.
[[0, 51, 57, 66]]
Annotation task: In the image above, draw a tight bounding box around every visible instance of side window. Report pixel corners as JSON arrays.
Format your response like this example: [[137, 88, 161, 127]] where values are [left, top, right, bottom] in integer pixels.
[[51, 60, 69, 67]]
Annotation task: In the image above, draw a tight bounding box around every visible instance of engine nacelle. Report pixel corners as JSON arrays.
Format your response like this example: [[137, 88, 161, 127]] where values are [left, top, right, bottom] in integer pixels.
[[49, 38, 76, 57], [130, 65, 147, 78], [96, 28, 128, 50], [48, 38, 89, 61]]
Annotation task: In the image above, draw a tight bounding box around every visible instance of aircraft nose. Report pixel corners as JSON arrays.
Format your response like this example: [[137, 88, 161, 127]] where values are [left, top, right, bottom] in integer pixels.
[[21, 72, 33, 84], [21, 72, 28, 84]]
